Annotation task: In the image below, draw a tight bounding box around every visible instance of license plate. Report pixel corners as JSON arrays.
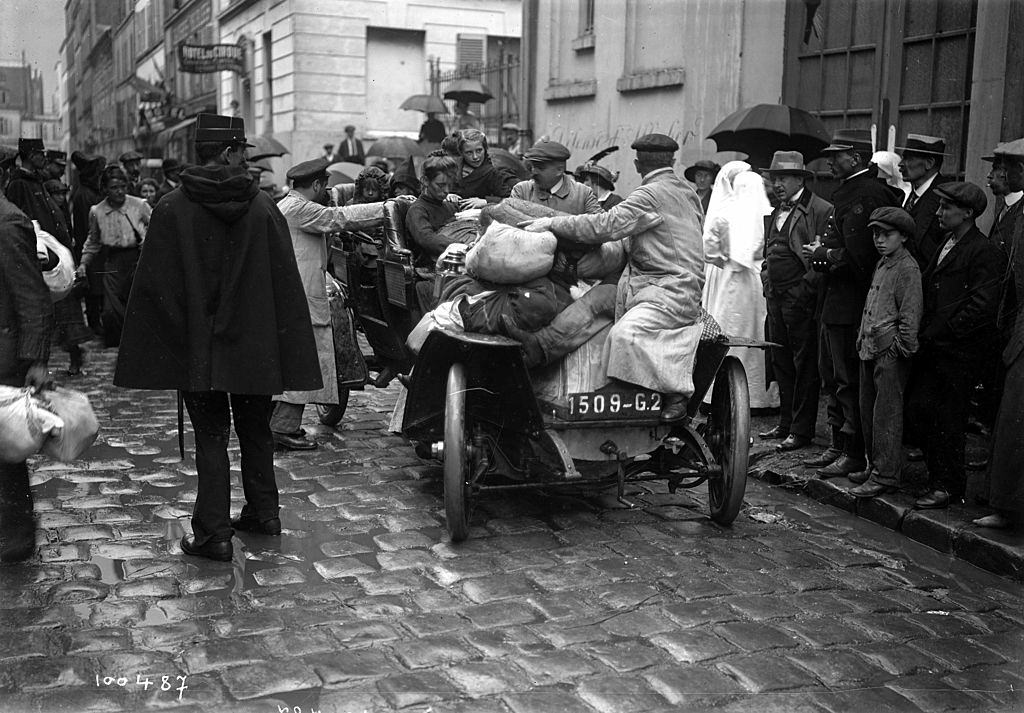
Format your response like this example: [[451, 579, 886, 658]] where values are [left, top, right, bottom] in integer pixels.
[[567, 388, 662, 420]]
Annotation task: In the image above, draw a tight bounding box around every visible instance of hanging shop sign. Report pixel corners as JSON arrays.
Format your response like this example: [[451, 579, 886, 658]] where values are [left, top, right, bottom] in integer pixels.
[[177, 44, 245, 74]]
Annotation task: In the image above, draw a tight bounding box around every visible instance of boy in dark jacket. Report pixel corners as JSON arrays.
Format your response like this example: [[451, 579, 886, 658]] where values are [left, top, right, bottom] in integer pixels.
[[848, 207, 922, 498]]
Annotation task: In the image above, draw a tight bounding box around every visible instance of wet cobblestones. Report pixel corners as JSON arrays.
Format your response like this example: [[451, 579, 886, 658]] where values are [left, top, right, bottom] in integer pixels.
[[0, 346, 1022, 712]]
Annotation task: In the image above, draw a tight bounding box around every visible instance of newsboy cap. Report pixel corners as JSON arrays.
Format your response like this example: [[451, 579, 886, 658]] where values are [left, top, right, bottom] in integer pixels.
[[683, 159, 721, 182], [897, 133, 947, 157], [935, 182, 988, 216], [193, 113, 254, 146], [868, 206, 916, 236], [18, 138, 44, 157], [631, 134, 679, 153], [821, 128, 873, 154], [119, 150, 143, 163], [982, 138, 1024, 162], [286, 157, 330, 183], [523, 139, 571, 163], [765, 151, 813, 177], [71, 150, 106, 173]]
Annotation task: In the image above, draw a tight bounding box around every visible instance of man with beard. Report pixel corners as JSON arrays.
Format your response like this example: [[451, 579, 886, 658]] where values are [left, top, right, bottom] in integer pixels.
[[114, 114, 321, 559], [804, 129, 897, 478]]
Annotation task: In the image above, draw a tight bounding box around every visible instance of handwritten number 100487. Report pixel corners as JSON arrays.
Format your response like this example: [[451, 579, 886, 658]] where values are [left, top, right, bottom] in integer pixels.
[[95, 674, 188, 701]]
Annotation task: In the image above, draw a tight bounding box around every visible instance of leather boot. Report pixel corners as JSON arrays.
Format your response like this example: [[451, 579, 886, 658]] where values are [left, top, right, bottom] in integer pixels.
[[802, 429, 844, 467]]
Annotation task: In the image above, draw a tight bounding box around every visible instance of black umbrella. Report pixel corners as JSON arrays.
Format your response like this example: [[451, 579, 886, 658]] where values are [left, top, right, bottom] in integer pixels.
[[443, 79, 493, 104], [707, 104, 830, 168]]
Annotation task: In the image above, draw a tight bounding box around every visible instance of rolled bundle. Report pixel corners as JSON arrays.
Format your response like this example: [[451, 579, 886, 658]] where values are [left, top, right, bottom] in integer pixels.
[[465, 220, 557, 284]]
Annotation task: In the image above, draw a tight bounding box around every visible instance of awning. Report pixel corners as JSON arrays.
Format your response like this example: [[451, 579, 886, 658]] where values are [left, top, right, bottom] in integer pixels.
[[156, 115, 197, 148]]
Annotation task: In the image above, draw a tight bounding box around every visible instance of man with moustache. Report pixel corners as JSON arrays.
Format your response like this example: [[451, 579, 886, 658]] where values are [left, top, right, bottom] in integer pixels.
[[897, 134, 950, 266], [804, 129, 897, 478]]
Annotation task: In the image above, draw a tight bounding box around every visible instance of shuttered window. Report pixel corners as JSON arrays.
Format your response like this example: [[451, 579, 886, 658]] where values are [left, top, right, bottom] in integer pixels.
[[456, 34, 485, 74]]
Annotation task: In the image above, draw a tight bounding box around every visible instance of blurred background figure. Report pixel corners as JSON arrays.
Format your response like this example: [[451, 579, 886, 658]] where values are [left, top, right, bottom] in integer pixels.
[[339, 125, 366, 165], [323, 143, 338, 163], [684, 159, 721, 215], [139, 178, 160, 208], [419, 113, 446, 147]]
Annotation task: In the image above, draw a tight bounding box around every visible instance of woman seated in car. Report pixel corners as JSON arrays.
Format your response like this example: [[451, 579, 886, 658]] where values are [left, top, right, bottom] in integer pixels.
[[451, 129, 517, 208], [405, 155, 460, 268]]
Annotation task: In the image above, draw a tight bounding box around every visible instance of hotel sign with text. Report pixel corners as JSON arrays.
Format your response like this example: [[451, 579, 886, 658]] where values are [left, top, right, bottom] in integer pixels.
[[177, 44, 245, 74]]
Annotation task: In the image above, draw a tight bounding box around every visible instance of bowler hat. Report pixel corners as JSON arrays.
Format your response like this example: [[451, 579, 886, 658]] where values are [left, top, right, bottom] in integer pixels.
[[631, 133, 679, 153], [119, 150, 144, 163], [684, 159, 721, 182], [18, 138, 45, 157], [286, 157, 330, 183], [523, 139, 571, 163], [935, 182, 987, 216], [821, 128, 873, 154], [868, 206, 916, 236], [982, 138, 1024, 162], [161, 157, 182, 172], [897, 133, 947, 157], [71, 150, 106, 173], [193, 113, 254, 146], [764, 151, 813, 177]]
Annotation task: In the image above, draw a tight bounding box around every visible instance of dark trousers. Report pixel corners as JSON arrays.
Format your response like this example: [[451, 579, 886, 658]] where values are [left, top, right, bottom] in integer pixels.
[[908, 351, 977, 498], [0, 461, 35, 563], [101, 246, 139, 347], [819, 322, 863, 455], [182, 391, 277, 546], [860, 353, 910, 485], [767, 286, 820, 438]]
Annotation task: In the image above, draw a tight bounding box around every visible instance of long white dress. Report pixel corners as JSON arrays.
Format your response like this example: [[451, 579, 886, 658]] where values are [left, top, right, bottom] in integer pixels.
[[701, 166, 779, 409]]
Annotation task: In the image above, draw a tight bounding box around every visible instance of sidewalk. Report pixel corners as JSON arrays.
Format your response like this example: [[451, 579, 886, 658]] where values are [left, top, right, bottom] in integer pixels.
[[746, 423, 1024, 582]]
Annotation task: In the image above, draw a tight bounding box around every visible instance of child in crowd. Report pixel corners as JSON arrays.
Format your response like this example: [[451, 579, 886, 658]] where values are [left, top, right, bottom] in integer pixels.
[[849, 207, 923, 498]]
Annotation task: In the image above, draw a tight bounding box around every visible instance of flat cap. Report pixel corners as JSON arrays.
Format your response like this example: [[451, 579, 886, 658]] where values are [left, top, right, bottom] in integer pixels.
[[45, 150, 67, 164], [631, 133, 679, 153], [161, 157, 182, 171], [935, 182, 987, 216], [71, 150, 106, 173], [683, 159, 721, 182], [868, 206, 916, 235], [523, 139, 571, 163], [286, 157, 330, 182], [18, 137, 44, 156], [821, 128, 873, 154], [982, 138, 1024, 162], [119, 150, 143, 163]]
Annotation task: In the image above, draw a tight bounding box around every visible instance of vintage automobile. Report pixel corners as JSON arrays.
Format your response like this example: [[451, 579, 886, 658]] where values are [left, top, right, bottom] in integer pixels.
[[400, 323, 759, 541]]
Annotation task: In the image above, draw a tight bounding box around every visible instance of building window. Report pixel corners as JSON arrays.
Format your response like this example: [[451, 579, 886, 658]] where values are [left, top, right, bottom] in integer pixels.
[[262, 30, 273, 133], [580, 0, 595, 36]]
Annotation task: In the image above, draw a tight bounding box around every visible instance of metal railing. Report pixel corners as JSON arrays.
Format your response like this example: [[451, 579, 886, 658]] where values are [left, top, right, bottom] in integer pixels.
[[429, 55, 521, 146]]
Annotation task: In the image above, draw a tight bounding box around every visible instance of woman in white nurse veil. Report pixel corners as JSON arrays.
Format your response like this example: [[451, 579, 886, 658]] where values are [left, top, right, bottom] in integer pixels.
[[701, 163, 779, 409]]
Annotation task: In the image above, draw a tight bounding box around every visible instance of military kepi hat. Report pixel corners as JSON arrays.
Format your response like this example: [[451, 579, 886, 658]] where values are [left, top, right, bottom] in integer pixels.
[[868, 206, 916, 236], [632, 134, 679, 153], [821, 128, 872, 154], [935, 181, 987, 216], [45, 150, 67, 165], [765, 150, 813, 177], [193, 113, 254, 146], [286, 157, 331, 183], [523, 139, 571, 163], [18, 137, 44, 157], [897, 133, 947, 157]]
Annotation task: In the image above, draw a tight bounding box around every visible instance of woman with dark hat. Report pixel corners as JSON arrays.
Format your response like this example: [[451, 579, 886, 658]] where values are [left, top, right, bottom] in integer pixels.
[[684, 159, 721, 215], [577, 162, 623, 211]]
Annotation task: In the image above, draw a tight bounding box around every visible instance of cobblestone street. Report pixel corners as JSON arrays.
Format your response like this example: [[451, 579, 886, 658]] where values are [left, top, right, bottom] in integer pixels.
[[1, 344, 1022, 713]]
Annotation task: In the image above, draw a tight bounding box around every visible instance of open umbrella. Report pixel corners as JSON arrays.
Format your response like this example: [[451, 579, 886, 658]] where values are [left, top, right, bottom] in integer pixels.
[[443, 79, 493, 104], [399, 94, 448, 114], [326, 161, 365, 186], [366, 136, 424, 160], [247, 135, 290, 162], [707, 104, 830, 168]]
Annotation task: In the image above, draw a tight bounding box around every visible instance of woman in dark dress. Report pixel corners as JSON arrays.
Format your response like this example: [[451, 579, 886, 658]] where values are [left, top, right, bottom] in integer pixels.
[[451, 129, 517, 207]]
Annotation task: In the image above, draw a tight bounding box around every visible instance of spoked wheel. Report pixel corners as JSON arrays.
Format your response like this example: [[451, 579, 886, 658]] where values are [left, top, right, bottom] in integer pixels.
[[706, 356, 750, 525], [443, 363, 471, 542], [316, 389, 351, 426]]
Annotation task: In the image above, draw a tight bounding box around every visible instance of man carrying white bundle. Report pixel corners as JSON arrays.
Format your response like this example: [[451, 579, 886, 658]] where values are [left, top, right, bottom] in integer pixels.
[[523, 133, 705, 422]]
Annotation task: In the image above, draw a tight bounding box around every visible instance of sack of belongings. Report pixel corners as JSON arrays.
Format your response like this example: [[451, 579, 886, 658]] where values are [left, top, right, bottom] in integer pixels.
[[0, 386, 98, 463], [466, 220, 557, 284]]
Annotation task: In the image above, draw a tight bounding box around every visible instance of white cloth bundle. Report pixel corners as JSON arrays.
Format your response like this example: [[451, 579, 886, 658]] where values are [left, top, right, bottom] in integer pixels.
[[466, 220, 557, 284], [34, 220, 76, 302], [0, 386, 99, 463]]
